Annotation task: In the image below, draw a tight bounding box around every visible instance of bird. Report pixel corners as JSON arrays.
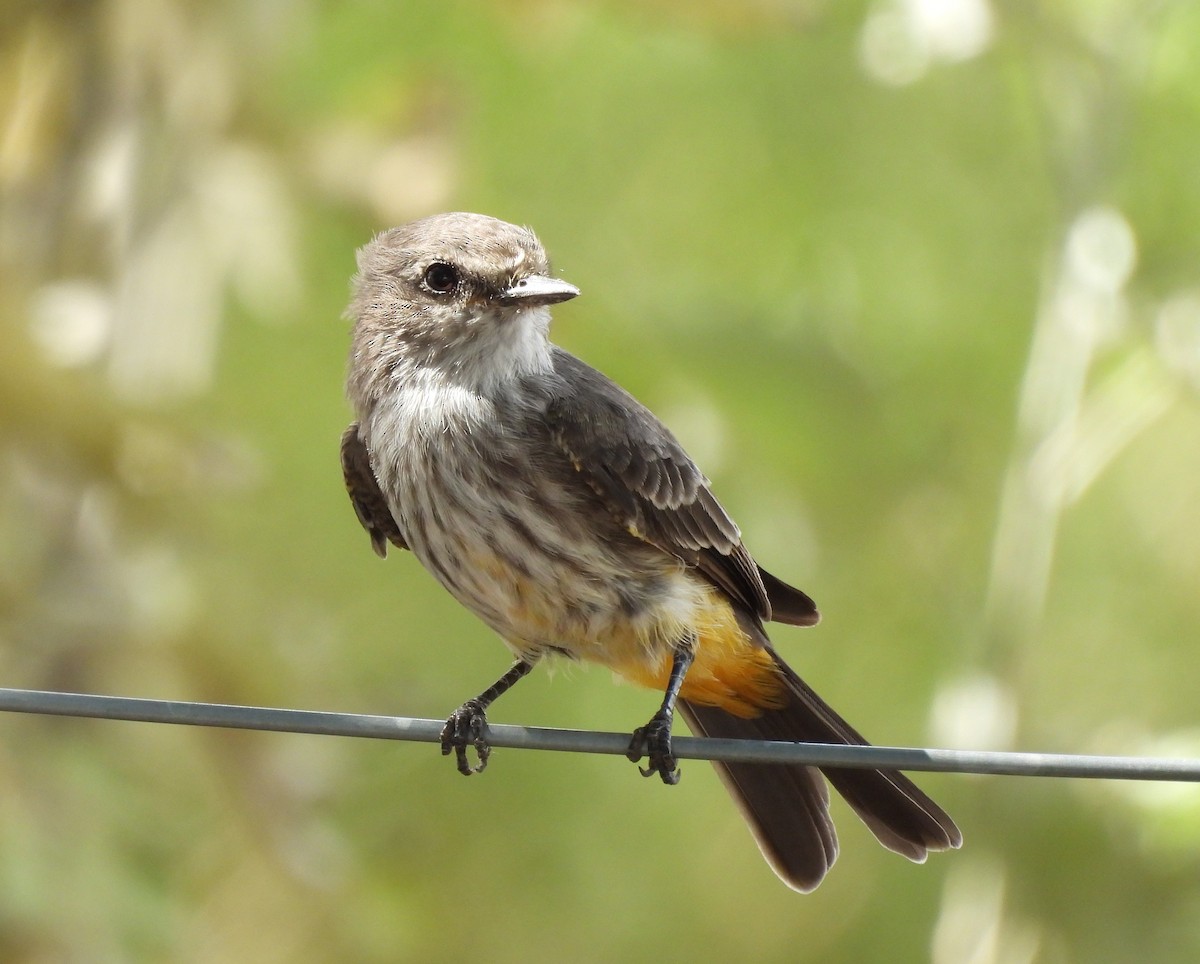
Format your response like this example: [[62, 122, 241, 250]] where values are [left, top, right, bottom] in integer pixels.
[[340, 211, 961, 891]]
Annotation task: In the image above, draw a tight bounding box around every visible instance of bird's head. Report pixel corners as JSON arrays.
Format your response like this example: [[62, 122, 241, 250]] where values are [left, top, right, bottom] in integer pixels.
[[348, 212, 578, 398]]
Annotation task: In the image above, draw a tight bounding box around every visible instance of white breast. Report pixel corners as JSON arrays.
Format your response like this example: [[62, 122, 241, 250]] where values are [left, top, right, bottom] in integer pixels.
[[362, 376, 692, 666]]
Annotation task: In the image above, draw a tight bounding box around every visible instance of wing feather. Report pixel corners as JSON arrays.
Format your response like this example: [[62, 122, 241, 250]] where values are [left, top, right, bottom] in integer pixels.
[[542, 350, 787, 622], [341, 422, 408, 558]]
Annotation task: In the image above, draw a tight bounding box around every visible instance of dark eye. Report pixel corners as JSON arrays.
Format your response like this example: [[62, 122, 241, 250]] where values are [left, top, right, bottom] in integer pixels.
[[422, 262, 459, 294]]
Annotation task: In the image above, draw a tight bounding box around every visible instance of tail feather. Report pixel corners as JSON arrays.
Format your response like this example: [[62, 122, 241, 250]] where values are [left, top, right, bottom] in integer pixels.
[[680, 651, 961, 892], [680, 702, 838, 892]]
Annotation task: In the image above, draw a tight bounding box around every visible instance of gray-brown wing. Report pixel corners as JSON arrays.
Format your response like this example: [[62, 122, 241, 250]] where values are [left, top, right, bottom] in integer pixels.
[[542, 349, 809, 624], [341, 422, 407, 558]]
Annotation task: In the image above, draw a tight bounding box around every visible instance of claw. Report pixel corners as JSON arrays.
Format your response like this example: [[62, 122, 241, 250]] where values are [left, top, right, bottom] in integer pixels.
[[440, 699, 491, 775], [626, 712, 681, 785]]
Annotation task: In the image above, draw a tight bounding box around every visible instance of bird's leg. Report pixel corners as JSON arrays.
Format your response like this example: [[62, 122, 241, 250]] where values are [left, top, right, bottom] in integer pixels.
[[441, 659, 535, 775], [627, 635, 696, 785]]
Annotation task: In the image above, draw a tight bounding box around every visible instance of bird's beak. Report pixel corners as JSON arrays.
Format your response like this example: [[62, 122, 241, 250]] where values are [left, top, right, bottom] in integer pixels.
[[498, 275, 580, 307]]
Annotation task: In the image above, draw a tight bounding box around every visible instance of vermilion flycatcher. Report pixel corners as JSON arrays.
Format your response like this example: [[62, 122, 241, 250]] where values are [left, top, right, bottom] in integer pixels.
[[341, 212, 961, 891]]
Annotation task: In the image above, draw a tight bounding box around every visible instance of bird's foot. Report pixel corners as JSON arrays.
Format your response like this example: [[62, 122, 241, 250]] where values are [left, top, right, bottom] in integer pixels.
[[626, 711, 680, 785], [440, 699, 490, 775]]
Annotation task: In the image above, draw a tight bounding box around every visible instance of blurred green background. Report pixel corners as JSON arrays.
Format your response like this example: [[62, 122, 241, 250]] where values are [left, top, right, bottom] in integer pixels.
[[3, 0, 1200, 961]]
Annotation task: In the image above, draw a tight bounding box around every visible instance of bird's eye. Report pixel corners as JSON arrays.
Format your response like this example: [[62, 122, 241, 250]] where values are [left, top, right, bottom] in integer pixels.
[[422, 262, 459, 294]]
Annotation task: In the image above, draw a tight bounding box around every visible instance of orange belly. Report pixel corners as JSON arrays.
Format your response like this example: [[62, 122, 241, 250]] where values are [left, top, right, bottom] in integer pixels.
[[463, 543, 787, 719], [606, 589, 788, 719]]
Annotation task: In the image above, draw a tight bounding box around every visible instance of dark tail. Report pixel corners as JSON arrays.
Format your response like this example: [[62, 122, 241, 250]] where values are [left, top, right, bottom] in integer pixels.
[[679, 652, 961, 892]]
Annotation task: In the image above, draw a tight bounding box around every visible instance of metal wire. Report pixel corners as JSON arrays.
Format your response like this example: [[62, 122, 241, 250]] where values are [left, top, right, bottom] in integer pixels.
[[1, 686, 1198, 782]]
